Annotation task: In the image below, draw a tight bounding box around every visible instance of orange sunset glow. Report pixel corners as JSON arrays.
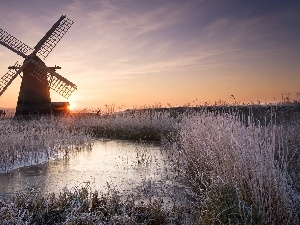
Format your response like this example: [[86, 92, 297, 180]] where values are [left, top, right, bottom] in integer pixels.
[[0, 1, 299, 110]]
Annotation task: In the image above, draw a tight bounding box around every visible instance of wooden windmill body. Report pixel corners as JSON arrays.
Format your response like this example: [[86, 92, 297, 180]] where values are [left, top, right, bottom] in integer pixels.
[[0, 15, 77, 116], [16, 57, 51, 115]]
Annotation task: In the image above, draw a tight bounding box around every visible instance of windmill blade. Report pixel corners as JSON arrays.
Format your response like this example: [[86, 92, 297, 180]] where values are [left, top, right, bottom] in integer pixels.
[[34, 15, 74, 60], [0, 29, 33, 58], [29, 59, 77, 99], [0, 61, 24, 96]]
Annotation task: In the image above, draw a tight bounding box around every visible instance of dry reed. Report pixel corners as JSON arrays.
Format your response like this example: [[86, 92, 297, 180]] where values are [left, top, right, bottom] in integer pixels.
[[171, 110, 299, 224], [0, 116, 92, 172]]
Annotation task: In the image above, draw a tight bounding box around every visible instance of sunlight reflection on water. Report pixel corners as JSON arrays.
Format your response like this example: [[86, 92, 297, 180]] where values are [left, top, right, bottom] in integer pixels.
[[0, 139, 174, 199]]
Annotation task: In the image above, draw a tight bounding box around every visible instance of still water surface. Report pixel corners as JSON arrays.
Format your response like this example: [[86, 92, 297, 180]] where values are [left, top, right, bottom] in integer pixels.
[[0, 140, 179, 202]]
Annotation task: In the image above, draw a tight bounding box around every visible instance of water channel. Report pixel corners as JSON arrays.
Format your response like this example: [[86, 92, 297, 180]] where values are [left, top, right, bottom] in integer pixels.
[[0, 139, 186, 205]]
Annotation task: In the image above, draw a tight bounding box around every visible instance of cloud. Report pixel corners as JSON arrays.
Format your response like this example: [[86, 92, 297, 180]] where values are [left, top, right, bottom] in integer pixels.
[[1, 0, 300, 108]]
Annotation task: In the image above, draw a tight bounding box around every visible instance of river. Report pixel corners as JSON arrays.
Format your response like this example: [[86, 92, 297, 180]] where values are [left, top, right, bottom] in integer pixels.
[[0, 139, 186, 206]]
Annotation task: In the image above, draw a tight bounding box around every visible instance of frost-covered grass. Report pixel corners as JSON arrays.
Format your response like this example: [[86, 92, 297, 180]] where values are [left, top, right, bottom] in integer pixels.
[[0, 116, 93, 172], [0, 185, 190, 224], [170, 109, 300, 224], [72, 109, 180, 141], [0, 104, 299, 224]]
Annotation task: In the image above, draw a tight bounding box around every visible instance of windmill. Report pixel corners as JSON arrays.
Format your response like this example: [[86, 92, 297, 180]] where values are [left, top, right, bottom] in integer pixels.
[[0, 15, 77, 116]]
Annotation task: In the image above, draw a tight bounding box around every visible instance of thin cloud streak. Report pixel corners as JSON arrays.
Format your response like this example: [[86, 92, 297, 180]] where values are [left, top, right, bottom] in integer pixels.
[[0, 0, 299, 108], [60, 1, 299, 80]]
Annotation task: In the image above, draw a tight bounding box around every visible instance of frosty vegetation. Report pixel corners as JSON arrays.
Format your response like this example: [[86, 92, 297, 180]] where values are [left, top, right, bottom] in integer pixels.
[[171, 110, 300, 224], [0, 117, 93, 172], [0, 104, 299, 224]]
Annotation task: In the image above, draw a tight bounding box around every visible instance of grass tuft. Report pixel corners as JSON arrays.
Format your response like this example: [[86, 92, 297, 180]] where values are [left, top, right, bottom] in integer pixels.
[[0, 185, 190, 224]]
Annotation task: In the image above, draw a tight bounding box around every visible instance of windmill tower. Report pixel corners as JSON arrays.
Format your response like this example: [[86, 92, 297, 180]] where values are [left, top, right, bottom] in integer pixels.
[[0, 15, 77, 116]]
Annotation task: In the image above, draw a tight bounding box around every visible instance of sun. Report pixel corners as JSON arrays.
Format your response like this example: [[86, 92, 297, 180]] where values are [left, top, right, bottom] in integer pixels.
[[68, 102, 76, 111]]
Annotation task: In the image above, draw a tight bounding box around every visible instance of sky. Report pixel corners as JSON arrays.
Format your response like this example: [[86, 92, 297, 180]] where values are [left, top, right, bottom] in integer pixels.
[[0, 0, 299, 110]]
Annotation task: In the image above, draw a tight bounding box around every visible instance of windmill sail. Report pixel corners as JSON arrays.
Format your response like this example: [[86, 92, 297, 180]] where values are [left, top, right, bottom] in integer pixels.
[[0, 29, 33, 58], [0, 62, 23, 96], [35, 15, 74, 60], [0, 15, 77, 116], [29, 60, 77, 98]]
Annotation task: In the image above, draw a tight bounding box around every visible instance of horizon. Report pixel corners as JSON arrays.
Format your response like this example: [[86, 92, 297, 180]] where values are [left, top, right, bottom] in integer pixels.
[[0, 0, 300, 110], [1, 96, 299, 114]]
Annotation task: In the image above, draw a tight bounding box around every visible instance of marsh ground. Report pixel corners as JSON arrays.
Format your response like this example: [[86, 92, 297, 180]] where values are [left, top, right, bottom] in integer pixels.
[[0, 103, 299, 224]]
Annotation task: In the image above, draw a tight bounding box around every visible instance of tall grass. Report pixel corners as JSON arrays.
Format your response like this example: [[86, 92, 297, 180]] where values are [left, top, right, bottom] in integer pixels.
[[171, 110, 300, 224], [0, 116, 92, 172], [71, 109, 179, 141], [0, 184, 190, 224]]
